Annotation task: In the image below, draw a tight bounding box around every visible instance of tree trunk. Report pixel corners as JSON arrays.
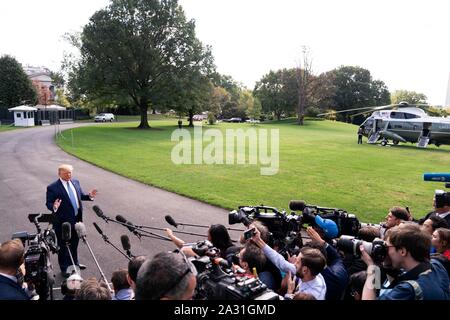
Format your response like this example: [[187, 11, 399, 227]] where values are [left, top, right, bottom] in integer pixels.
[[138, 101, 150, 129], [188, 108, 194, 127]]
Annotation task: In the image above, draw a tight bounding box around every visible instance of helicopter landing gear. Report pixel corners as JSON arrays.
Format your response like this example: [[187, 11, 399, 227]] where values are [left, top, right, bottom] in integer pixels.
[[393, 140, 399, 145], [380, 139, 388, 146]]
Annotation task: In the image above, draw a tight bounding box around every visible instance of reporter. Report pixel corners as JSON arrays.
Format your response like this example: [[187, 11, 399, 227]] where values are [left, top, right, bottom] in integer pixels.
[[251, 226, 327, 300], [361, 223, 449, 300], [165, 224, 239, 265], [135, 252, 196, 300], [0, 239, 29, 300]]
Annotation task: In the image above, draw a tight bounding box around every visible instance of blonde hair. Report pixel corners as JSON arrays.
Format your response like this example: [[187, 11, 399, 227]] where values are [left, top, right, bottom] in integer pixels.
[[58, 164, 73, 173]]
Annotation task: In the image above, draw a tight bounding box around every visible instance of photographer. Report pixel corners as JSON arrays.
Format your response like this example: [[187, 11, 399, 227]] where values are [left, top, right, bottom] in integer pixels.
[[420, 190, 450, 226], [305, 227, 349, 300], [237, 243, 278, 290], [251, 226, 327, 300], [165, 224, 239, 265], [135, 251, 197, 300], [380, 207, 410, 239], [361, 223, 449, 300], [0, 239, 29, 300]]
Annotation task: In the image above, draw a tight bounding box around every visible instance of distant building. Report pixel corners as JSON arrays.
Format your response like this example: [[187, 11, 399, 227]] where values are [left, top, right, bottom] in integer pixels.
[[23, 65, 55, 105], [446, 72, 450, 108]]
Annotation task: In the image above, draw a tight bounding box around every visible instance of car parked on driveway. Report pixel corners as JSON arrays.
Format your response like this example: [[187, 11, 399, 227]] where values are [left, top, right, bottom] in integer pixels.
[[94, 113, 115, 122]]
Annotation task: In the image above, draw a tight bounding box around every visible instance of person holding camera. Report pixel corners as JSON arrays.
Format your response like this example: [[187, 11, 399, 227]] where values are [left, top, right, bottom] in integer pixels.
[[46, 164, 97, 277], [0, 239, 29, 300], [380, 206, 410, 239], [360, 223, 449, 300], [250, 226, 327, 300], [135, 251, 197, 300], [420, 190, 450, 226], [164, 224, 239, 265]]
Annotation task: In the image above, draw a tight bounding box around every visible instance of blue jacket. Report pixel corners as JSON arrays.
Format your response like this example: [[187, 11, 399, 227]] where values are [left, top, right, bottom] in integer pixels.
[[379, 259, 450, 300], [0, 275, 29, 300], [322, 244, 349, 300], [46, 179, 91, 227]]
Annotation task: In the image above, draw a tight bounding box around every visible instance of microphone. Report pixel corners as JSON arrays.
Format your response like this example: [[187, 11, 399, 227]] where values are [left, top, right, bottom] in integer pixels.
[[165, 215, 178, 228], [93, 205, 108, 223], [116, 215, 141, 239], [62, 222, 72, 242], [120, 235, 133, 258], [93, 222, 104, 235], [289, 200, 307, 211], [424, 173, 450, 182], [75, 222, 87, 241], [120, 235, 131, 251]]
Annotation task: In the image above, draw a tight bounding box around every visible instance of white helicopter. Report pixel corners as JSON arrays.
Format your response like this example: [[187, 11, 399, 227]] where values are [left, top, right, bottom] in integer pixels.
[[319, 102, 450, 148]]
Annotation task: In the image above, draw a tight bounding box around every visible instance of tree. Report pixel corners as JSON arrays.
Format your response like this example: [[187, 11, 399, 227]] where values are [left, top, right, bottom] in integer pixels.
[[0, 55, 37, 106], [331, 66, 390, 112], [295, 46, 313, 125], [391, 90, 427, 104], [237, 90, 254, 118], [71, 0, 213, 128], [209, 86, 231, 119], [254, 70, 296, 120], [246, 96, 262, 122]]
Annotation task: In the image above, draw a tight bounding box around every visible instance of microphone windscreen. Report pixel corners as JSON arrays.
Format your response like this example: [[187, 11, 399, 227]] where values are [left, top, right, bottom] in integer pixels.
[[75, 222, 87, 238], [165, 215, 178, 228], [289, 200, 307, 211], [93, 222, 103, 235], [62, 222, 71, 242], [120, 235, 131, 251], [116, 215, 127, 224], [93, 205, 104, 217]]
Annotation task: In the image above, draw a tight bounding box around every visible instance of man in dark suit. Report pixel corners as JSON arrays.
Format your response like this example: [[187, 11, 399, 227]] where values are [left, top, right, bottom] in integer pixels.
[[46, 164, 97, 277], [0, 239, 29, 300], [419, 190, 450, 226]]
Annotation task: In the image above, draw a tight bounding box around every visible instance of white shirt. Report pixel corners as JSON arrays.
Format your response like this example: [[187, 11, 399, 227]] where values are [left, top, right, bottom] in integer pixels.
[[438, 211, 450, 219], [294, 273, 327, 300], [60, 178, 79, 209]]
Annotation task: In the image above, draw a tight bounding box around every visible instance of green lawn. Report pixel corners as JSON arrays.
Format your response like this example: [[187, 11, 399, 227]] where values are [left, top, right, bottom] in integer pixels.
[[0, 124, 21, 132], [56, 119, 450, 223]]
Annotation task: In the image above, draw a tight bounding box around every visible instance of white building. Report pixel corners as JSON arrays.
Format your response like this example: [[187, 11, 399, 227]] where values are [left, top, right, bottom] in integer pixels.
[[8, 106, 37, 127]]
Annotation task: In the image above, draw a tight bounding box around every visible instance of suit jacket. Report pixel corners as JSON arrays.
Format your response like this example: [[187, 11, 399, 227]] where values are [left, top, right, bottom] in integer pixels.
[[0, 275, 29, 300], [46, 179, 91, 227]]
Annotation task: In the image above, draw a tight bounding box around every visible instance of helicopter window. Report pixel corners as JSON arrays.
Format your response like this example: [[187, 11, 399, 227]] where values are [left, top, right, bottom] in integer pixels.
[[404, 113, 420, 119], [390, 112, 405, 119]]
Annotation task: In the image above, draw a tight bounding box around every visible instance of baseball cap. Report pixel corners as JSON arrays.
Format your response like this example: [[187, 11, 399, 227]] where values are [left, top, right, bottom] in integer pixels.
[[315, 215, 339, 239]]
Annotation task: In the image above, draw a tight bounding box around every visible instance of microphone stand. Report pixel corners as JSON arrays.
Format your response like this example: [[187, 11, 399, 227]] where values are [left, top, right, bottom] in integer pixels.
[[80, 236, 112, 292], [173, 221, 245, 232], [96, 232, 131, 261], [65, 241, 80, 275], [137, 224, 207, 238], [98, 215, 172, 241]]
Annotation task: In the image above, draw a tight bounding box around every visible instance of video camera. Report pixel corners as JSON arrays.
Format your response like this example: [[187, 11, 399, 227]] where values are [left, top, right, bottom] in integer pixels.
[[11, 213, 57, 300], [424, 173, 450, 189], [188, 241, 280, 300], [289, 200, 361, 237], [229, 205, 303, 255], [335, 235, 387, 264]]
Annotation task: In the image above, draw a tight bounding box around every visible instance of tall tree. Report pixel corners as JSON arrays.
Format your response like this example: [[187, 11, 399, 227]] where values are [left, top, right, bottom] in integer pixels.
[[0, 55, 37, 106], [296, 46, 313, 125], [254, 70, 296, 120], [331, 66, 390, 112], [391, 90, 427, 104], [71, 0, 213, 128]]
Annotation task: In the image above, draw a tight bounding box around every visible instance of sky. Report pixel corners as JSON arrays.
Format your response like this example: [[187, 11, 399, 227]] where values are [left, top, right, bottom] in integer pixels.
[[1, 0, 449, 105]]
